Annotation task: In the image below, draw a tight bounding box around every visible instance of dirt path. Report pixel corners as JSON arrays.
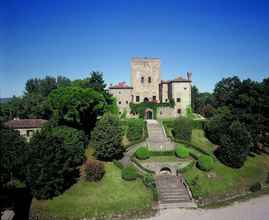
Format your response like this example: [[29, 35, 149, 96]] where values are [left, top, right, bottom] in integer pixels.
[[142, 195, 269, 220]]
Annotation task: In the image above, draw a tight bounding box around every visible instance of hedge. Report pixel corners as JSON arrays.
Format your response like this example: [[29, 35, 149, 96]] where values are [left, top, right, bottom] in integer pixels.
[[197, 155, 214, 171], [126, 119, 144, 142], [121, 165, 138, 181], [172, 117, 192, 141], [175, 145, 190, 158], [135, 147, 150, 160]]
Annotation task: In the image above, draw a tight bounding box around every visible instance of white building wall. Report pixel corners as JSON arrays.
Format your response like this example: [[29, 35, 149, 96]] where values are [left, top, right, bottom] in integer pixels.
[[171, 82, 192, 115]]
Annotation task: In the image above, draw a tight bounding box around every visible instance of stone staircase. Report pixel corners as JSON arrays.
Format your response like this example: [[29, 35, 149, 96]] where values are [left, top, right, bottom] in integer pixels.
[[156, 174, 196, 209], [146, 120, 175, 151]]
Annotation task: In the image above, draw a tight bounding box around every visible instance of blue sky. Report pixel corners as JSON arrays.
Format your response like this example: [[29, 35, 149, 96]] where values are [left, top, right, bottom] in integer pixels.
[[1, 0, 269, 97]]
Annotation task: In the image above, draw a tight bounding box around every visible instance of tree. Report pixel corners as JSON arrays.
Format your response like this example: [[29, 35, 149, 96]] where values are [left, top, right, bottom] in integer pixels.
[[91, 113, 124, 161], [25, 127, 84, 199], [72, 71, 106, 92], [215, 121, 253, 168], [205, 106, 233, 145], [191, 85, 201, 113], [48, 86, 106, 135], [0, 124, 26, 188], [213, 76, 241, 107]]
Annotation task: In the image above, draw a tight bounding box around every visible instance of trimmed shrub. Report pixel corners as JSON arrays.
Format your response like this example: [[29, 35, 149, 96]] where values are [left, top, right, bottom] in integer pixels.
[[135, 147, 150, 160], [143, 174, 155, 188], [250, 182, 262, 192], [175, 145, 190, 158], [152, 187, 159, 201], [121, 165, 138, 181], [172, 117, 192, 141], [84, 159, 105, 181], [197, 155, 214, 171], [126, 119, 144, 142]]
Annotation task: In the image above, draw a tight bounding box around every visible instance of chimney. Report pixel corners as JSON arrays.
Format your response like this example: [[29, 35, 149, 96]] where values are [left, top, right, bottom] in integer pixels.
[[187, 72, 192, 81]]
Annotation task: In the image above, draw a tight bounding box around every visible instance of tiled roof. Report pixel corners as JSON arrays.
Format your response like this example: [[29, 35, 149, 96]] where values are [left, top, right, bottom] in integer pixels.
[[109, 82, 133, 89], [4, 119, 48, 129]]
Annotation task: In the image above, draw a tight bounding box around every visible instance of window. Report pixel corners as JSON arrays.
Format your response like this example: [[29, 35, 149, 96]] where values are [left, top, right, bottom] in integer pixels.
[[160, 111, 162, 115], [184, 87, 187, 90], [176, 98, 181, 102], [27, 130, 33, 137], [152, 96, 156, 101], [119, 91, 121, 94], [126, 101, 128, 104], [118, 101, 121, 104], [148, 77, 151, 83], [136, 96, 140, 102], [177, 109, 181, 114], [165, 99, 168, 102], [141, 77, 144, 83]]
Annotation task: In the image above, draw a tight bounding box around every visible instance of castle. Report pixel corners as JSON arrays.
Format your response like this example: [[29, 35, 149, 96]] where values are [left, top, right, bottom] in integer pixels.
[[109, 57, 192, 119]]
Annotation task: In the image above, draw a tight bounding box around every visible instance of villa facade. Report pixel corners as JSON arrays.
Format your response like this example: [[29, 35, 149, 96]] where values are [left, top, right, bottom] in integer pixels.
[[109, 57, 192, 118]]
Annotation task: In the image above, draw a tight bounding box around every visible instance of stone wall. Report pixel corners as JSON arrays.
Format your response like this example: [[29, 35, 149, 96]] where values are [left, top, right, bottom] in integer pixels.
[[156, 106, 177, 119], [131, 58, 160, 103], [108, 88, 133, 114]]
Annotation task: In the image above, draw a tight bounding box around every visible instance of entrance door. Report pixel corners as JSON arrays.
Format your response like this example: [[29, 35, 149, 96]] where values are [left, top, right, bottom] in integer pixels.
[[147, 111, 153, 119]]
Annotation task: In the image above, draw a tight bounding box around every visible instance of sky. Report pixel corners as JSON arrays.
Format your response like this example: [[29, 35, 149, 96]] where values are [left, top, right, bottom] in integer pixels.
[[0, 0, 269, 97]]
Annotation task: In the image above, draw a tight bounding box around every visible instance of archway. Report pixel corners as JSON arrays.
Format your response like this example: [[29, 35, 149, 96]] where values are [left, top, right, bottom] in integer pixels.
[[160, 167, 172, 175], [144, 108, 153, 119], [144, 97, 149, 102]]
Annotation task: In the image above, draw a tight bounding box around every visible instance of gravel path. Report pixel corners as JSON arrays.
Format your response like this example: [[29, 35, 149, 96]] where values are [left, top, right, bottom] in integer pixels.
[[142, 195, 269, 220]]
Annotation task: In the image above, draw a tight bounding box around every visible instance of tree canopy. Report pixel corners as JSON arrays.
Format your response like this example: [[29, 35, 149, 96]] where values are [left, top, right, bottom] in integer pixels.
[[48, 86, 106, 135]]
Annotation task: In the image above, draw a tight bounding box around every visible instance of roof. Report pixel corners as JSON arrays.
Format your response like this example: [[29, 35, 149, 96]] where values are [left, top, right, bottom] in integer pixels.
[[109, 82, 133, 89], [171, 76, 191, 82], [4, 119, 48, 129]]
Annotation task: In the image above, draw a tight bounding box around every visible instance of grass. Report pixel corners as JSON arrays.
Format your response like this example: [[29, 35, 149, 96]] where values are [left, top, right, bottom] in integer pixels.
[[183, 154, 269, 202], [139, 155, 181, 163], [32, 163, 153, 220], [191, 129, 215, 154]]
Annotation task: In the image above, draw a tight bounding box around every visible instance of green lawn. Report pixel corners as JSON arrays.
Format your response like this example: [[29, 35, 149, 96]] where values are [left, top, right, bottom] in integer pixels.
[[32, 163, 153, 220], [191, 129, 215, 154], [183, 154, 269, 201], [139, 155, 189, 163]]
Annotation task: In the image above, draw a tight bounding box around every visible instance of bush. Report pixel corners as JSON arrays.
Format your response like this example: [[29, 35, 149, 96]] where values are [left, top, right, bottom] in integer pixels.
[[121, 165, 138, 181], [197, 155, 214, 171], [126, 119, 144, 142], [135, 147, 150, 160], [84, 160, 105, 181], [91, 113, 125, 161], [249, 182, 262, 192], [175, 145, 190, 158], [143, 174, 155, 188], [172, 117, 192, 141]]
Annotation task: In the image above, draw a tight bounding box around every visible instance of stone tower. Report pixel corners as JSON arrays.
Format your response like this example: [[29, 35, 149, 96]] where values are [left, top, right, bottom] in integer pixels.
[[131, 57, 161, 103]]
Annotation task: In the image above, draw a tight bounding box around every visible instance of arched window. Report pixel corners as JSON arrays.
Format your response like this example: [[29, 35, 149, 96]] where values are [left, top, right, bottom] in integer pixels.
[[148, 77, 151, 83], [141, 77, 144, 83]]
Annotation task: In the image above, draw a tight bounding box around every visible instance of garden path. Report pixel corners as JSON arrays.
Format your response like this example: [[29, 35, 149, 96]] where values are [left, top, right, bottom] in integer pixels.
[[146, 120, 175, 151]]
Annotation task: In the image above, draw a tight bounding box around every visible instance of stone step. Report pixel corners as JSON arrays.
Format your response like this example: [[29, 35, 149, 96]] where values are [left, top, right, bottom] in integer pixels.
[[160, 198, 191, 203], [158, 188, 186, 194], [159, 202, 197, 209], [160, 195, 190, 201]]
